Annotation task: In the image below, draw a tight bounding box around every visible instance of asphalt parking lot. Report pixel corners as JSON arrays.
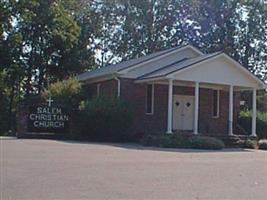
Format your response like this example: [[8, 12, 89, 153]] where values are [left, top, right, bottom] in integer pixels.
[[1, 138, 267, 200]]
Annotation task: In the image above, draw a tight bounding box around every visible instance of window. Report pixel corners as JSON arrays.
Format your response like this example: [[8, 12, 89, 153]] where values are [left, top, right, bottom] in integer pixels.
[[212, 90, 220, 118], [146, 84, 154, 114]]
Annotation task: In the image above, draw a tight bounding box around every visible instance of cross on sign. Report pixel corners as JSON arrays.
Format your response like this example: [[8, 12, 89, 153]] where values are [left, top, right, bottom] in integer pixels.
[[46, 97, 54, 107]]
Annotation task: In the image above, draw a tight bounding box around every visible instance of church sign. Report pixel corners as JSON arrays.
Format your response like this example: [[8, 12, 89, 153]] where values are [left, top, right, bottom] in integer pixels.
[[27, 97, 70, 133]]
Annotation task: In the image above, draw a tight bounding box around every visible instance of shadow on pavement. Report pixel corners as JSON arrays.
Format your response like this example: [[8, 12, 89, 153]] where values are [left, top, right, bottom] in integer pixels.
[[55, 139, 254, 153], [4, 137, 254, 153]]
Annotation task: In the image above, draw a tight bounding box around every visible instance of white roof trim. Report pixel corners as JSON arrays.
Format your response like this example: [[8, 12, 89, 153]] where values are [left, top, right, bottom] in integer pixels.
[[118, 45, 204, 75], [165, 53, 266, 89]]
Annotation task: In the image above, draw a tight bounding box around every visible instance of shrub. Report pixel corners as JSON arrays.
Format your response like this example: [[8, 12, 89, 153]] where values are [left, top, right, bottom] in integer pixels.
[[159, 135, 175, 148], [238, 111, 267, 139], [240, 139, 257, 149], [80, 97, 133, 142], [140, 134, 161, 146], [140, 134, 224, 150], [42, 77, 82, 108], [170, 134, 189, 148], [258, 140, 267, 150], [188, 136, 225, 150]]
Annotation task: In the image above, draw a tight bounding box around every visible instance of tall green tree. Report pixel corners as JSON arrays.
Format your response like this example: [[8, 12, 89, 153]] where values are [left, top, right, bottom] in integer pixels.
[[0, 0, 25, 131], [237, 0, 267, 81], [97, 0, 200, 65], [60, 0, 102, 71], [14, 0, 81, 96]]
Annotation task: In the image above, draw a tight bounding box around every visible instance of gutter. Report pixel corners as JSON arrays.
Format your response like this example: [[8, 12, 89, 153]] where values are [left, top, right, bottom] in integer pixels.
[[113, 74, 121, 97]]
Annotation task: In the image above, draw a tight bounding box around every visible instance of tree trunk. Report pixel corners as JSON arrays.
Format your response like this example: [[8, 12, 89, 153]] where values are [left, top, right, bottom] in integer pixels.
[[8, 77, 15, 131], [37, 68, 45, 95]]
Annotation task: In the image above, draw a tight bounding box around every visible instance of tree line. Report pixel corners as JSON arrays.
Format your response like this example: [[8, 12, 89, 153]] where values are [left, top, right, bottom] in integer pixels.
[[0, 0, 266, 132]]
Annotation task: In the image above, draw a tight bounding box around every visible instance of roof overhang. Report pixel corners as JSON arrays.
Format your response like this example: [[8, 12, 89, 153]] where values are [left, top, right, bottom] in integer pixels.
[[80, 74, 116, 84]]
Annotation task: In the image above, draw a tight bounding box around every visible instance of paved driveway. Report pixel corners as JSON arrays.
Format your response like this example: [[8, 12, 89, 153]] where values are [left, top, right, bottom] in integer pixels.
[[1, 138, 267, 200]]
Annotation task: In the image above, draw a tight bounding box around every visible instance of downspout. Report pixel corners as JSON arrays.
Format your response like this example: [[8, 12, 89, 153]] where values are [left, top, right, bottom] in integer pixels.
[[113, 75, 121, 97]]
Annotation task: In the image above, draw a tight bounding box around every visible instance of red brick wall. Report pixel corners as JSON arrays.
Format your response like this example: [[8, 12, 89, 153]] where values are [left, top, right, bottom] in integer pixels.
[[233, 92, 241, 133], [83, 79, 118, 99], [199, 89, 228, 135], [120, 79, 168, 133], [99, 79, 117, 97], [85, 78, 241, 135], [82, 83, 97, 98], [198, 89, 241, 135]]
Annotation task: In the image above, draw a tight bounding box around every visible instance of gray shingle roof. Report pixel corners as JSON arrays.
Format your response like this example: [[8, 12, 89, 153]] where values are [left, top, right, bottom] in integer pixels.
[[78, 45, 187, 81]]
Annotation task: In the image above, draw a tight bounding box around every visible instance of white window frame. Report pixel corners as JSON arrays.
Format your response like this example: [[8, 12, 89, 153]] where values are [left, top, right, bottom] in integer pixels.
[[145, 84, 154, 115], [96, 83, 101, 96], [212, 89, 220, 118]]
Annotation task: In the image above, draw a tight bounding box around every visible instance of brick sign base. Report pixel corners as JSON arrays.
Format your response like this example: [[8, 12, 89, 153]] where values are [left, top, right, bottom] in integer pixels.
[[17, 103, 72, 138]]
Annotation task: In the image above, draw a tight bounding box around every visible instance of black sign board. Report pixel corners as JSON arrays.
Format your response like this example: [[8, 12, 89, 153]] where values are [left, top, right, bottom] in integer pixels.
[[27, 105, 70, 133]]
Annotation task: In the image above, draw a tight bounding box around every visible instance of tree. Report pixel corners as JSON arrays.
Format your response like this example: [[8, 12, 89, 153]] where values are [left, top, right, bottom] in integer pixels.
[[0, 0, 25, 132], [59, 0, 102, 72], [189, 0, 239, 54], [237, 0, 267, 81], [42, 77, 82, 108], [0, 71, 10, 133], [14, 0, 81, 96], [96, 0, 200, 65]]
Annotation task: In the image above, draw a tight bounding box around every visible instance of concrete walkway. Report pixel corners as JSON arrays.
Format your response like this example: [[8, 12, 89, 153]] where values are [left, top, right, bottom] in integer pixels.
[[1, 138, 267, 200]]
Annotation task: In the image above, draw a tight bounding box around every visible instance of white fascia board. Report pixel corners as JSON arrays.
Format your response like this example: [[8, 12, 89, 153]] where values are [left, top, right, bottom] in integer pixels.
[[119, 45, 204, 75]]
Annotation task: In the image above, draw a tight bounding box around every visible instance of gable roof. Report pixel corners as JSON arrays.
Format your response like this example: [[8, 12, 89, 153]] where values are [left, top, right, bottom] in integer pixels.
[[78, 44, 201, 81]]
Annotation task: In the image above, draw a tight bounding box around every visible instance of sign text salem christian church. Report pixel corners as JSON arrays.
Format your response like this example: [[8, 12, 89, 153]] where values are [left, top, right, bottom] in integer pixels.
[[27, 98, 70, 133]]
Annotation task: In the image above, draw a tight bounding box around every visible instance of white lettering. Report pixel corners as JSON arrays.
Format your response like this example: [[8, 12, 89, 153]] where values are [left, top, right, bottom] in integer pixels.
[[30, 114, 36, 120]]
